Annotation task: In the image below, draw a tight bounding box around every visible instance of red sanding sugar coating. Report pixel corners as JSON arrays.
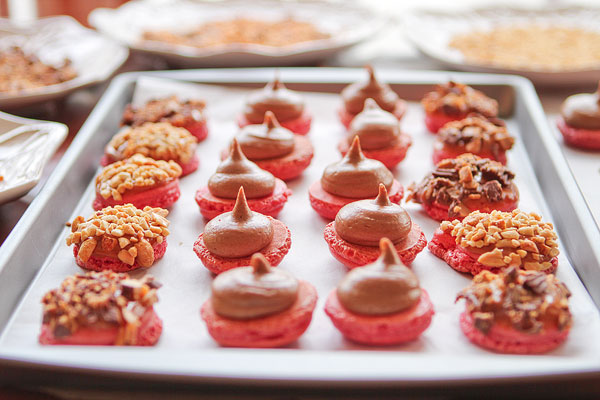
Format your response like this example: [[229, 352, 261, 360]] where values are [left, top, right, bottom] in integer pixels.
[[323, 222, 426, 268], [428, 229, 558, 275], [557, 117, 600, 150], [93, 179, 181, 211], [193, 218, 291, 274], [325, 289, 434, 345], [195, 179, 292, 220], [459, 312, 569, 354], [201, 281, 317, 347], [425, 111, 468, 134], [237, 111, 312, 135], [39, 308, 162, 346], [73, 240, 168, 273]]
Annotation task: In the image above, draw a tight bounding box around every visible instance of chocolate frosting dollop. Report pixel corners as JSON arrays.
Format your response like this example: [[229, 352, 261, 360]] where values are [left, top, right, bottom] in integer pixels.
[[337, 238, 421, 315], [348, 98, 400, 150], [560, 82, 600, 130], [335, 184, 412, 246], [341, 66, 400, 115], [243, 77, 305, 124], [211, 253, 299, 320], [321, 136, 393, 198], [236, 111, 295, 160], [208, 138, 276, 199], [203, 187, 274, 258]]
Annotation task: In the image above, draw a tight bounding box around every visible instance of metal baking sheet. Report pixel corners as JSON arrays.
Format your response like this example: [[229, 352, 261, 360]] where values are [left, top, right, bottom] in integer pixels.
[[1, 68, 599, 388]]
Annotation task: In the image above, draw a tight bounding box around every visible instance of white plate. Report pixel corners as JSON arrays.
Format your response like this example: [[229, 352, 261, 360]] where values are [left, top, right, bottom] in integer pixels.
[[403, 6, 600, 86], [0, 112, 67, 205], [89, 0, 384, 68], [0, 16, 129, 109]]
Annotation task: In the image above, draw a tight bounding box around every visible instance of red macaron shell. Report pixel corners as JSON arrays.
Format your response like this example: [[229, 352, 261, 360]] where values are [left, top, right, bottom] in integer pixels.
[[459, 311, 569, 354], [308, 180, 404, 221], [39, 307, 162, 346], [432, 145, 507, 165], [101, 154, 199, 177], [557, 116, 600, 150], [193, 217, 292, 274], [428, 228, 558, 275], [73, 240, 168, 273], [425, 111, 468, 134], [237, 111, 312, 135], [201, 280, 317, 347], [93, 179, 181, 211], [422, 196, 518, 222], [325, 289, 434, 345], [195, 179, 292, 220], [338, 134, 412, 169], [324, 221, 426, 268], [339, 100, 407, 130], [180, 120, 208, 142]]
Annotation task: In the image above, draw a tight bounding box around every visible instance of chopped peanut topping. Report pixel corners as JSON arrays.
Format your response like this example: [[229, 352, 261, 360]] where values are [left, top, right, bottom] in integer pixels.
[[66, 204, 170, 267], [96, 154, 182, 200], [441, 209, 559, 271], [107, 122, 197, 164], [41, 271, 161, 345], [122, 96, 206, 128]]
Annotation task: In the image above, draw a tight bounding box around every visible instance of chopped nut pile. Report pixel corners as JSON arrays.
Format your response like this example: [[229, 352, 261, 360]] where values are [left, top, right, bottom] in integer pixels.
[[407, 153, 517, 219], [122, 96, 206, 128], [42, 271, 161, 345], [107, 122, 197, 164], [456, 267, 571, 334], [142, 18, 330, 48], [421, 81, 498, 117], [66, 204, 170, 267], [0, 47, 77, 94], [437, 115, 514, 156], [96, 154, 182, 200], [441, 209, 559, 271]]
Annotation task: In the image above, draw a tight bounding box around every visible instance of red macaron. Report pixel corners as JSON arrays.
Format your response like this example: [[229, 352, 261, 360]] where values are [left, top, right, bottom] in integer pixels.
[[556, 83, 600, 150]]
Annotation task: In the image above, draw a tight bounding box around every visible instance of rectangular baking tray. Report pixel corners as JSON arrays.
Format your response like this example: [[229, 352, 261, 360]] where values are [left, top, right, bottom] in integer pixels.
[[1, 68, 599, 389]]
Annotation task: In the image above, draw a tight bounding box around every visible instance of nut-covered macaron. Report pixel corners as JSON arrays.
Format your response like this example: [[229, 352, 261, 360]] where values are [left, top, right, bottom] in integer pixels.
[[338, 66, 406, 129], [121, 95, 208, 141], [429, 209, 559, 275], [421, 81, 498, 133], [66, 204, 170, 272], [102, 122, 199, 176], [193, 187, 291, 274], [237, 76, 312, 135], [39, 271, 163, 346], [195, 139, 292, 219], [324, 184, 426, 268], [325, 238, 434, 345], [456, 267, 571, 353], [201, 253, 318, 347], [407, 153, 519, 221], [309, 136, 404, 220], [93, 154, 182, 211], [556, 82, 600, 150], [338, 98, 412, 169]]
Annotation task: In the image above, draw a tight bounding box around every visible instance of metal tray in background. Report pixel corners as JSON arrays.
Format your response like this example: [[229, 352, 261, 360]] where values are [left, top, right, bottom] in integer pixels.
[[0, 68, 599, 389]]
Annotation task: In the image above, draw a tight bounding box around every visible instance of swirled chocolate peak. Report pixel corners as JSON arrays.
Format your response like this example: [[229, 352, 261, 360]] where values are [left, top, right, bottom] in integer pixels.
[[211, 253, 299, 320], [407, 153, 518, 219], [342, 66, 400, 115], [236, 111, 295, 160], [560, 82, 600, 130], [337, 238, 421, 315], [456, 267, 571, 334], [203, 187, 274, 258], [421, 81, 498, 117], [243, 76, 305, 124], [321, 136, 394, 198], [348, 98, 401, 150], [208, 138, 276, 199], [335, 184, 412, 246]]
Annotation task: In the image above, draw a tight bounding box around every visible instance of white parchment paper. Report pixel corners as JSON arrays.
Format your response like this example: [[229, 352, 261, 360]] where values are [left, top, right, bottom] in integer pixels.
[[2, 77, 600, 379]]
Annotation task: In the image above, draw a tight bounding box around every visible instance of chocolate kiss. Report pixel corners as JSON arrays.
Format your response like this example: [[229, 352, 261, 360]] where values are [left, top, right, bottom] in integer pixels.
[[379, 237, 401, 268], [263, 110, 282, 131], [345, 136, 366, 164], [375, 183, 392, 207], [362, 98, 381, 111], [232, 187, 253, 221], [251, 253, 271, 275]]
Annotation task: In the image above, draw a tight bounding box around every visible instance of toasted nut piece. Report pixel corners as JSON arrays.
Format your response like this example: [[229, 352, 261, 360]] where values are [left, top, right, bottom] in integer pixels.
[[135, 240, 155, 268], [118, 237, 130, 248], [78, 238, 98, 263], [118, 249, 135, 265], [478, 248, 506, 267]]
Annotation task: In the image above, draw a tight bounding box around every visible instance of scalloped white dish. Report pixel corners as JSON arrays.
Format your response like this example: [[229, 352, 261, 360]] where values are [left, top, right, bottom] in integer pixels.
[[403, 6, 600, 86], [89, 0, 385, 67], [0, 16, 129, 109], [0, 112, 67, 205]]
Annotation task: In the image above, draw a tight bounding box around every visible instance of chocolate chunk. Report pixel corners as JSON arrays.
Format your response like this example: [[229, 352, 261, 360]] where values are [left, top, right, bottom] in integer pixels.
[[121, 279, 143, 300], [432, 168, 458, 179], [53, 324, 71, 338], [473, 312, 494, 334], [523, 273, 549, 294], [482, 180, 503, 202], [503, 266, 518, 283]]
